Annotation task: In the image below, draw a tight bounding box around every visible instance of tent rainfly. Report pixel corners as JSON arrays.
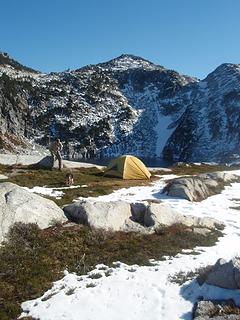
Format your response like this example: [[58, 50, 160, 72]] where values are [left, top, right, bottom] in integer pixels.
[[104, 155, 151, 180]]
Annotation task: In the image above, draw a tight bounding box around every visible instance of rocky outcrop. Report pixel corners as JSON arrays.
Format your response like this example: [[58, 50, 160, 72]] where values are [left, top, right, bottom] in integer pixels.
[[205, 258, 240, 290], [63, 199, 223, 233], [194, 259, 240, 318], [32, 155, 104, 170], [0, 182, 67, 242], [0, 69, 32, 153], [163, 172, 240, 201], [193, 299, 240, 319], [0, 153, 104, 169], [63, 200, 132, 231], [131, 201, 223, 231], [0, 154, 45, 166]]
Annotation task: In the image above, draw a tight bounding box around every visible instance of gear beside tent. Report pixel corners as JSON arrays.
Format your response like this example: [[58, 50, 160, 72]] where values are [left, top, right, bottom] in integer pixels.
[[104, 155, 151, 180]]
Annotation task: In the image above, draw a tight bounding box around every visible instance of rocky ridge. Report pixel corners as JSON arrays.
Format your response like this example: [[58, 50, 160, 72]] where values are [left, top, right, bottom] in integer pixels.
[[1, 52, 240, 162]]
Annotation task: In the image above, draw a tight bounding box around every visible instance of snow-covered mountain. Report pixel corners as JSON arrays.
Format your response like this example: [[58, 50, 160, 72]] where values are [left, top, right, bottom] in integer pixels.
[[1, 52, 240, 162], [162, 63, 240, 162]]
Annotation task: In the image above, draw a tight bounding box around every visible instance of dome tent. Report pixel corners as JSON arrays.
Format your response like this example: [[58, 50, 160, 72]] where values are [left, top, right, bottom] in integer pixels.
[[104, 155, 151, 180]]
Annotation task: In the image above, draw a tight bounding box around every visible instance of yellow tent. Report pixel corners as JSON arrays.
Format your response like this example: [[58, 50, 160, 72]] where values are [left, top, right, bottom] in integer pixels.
[[105, 155, 151, 180]]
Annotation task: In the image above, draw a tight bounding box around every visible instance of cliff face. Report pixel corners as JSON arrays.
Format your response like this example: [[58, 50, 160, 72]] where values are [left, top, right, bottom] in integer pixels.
[[92, 54, 196, 158], [0, 73, 29, 151], [1, 52, 240, 162], [162, 64, 240, 162]]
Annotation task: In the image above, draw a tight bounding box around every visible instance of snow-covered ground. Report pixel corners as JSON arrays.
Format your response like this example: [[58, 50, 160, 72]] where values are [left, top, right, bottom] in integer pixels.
[[21, 171, 240, 320], [23, 185, 87, 199]]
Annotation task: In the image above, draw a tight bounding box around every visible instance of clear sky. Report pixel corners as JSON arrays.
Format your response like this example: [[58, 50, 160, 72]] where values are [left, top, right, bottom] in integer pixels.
[[0, 0, 240, 79]]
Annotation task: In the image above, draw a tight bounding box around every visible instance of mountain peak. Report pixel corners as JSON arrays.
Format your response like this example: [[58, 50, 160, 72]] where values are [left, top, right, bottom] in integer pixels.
[[98, 54, 164, 72], [114, 54, 153, 63], [204, 62, 240, 90], [206, 63, 240, 78]]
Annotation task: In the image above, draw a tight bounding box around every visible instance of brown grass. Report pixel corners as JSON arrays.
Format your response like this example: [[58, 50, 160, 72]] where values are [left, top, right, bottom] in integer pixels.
[[0, 222, 222, 320], [0, 162, 235, 206], [0, 166, 155, 206], [169, 163, 237, 176]]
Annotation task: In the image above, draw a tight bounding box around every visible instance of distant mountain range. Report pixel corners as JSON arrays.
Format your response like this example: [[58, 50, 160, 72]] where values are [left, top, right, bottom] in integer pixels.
[[1, 52, 240, 162]]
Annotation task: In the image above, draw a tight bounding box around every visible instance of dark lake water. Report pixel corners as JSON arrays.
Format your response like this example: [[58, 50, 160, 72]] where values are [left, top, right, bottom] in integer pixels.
[[70, 157, 172, 168]]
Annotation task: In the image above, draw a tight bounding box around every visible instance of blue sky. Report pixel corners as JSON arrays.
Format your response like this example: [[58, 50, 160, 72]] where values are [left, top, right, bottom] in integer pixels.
[[1, 0, 239, 79]]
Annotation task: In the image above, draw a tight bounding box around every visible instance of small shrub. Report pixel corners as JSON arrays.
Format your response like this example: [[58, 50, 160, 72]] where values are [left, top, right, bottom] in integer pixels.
[[169, 264, 214, 285], [41, 291, 58, 301], [65, 288, 75, 295], [86, 283, 96, 288], [88, 272, 103, 279], [169, 270, 198, 285], [104, 269, 113, 277], [97, 265, 108, 271]]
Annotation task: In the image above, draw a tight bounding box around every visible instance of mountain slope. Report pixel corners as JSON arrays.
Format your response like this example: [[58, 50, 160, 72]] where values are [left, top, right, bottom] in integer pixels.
[[18, 54, 195, 159], [162, 63, 240, 162], [1, 53, 240, 162], [92, 54, 196, 158]]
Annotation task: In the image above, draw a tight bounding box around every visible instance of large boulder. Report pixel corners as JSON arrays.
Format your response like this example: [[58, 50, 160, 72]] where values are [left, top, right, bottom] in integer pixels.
[[33, 156, 58, 169], [132, 201, 223, 230], [0, 154, 44, 166], [0, 182, 67, 242], [205, 258, 240, 289], [142, 202, 183, 227], [33, 156, 104, 170], [64, 200, 132, 231], [64, 199, 223, 233], [163, 172, 240, 201]]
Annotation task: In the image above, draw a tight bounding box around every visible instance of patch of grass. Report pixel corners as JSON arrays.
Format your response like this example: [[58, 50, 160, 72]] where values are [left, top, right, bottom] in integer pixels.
[[1, 166, 153, 206], [88, 272, 103, 279], [41, 291, 58, 301], [169, 270, 197, 285], [169, 163, 235, 176], [169, 264, 214, 285], [230, 206, 240, 211], [86, 283, 96, 288], [0, 162, 237, 206], [229, 198, 240, 211], [104, 269, 113, 277], [0, 164, 13, 174], [0, 222, 222, 319], [65, 288, 75, 295]]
